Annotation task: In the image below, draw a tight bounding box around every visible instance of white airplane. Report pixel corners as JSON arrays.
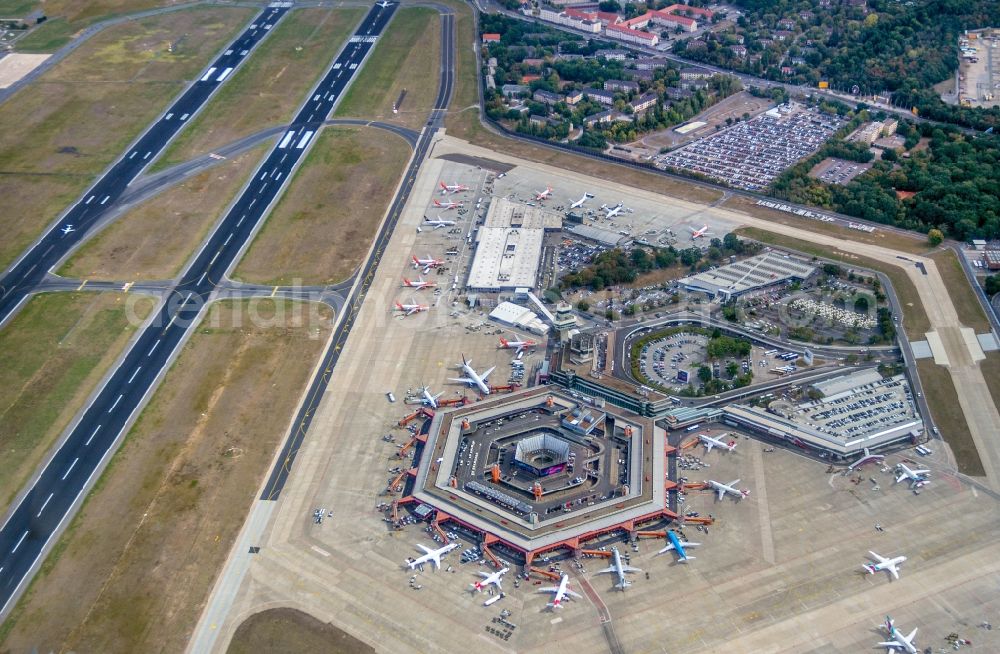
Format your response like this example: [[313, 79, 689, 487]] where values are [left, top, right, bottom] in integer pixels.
[[601, 202, 625, 219], [471, 566, 509, 592], [439, 181, 469, 194], [538, 574, 581, 609], [878, 616, 918, 653], [658, 530, 699, 563], [412, 254, 444, 271], [863, 551, 906, 581], [401, 276, 436, 290], [498, 335, 536, 354], [449, 355, 495, 395], [847, 447, 885, 472], [894, 463, 930, 488], [407, 542, 458, 570], [61, 225, 75, 235], [376, 1, 394, 7], [434, 199, 462, 210], [707, 479, 749, 501], [394, 300, 428, 316], [424, 216, 456, 229], [534, 186, 553, 201], [699, 433, 736, 454], [418, 385, 444, 409], [689, 225, 713, 239], [569, 192, 594, 209], [597, 547, 640, 590]]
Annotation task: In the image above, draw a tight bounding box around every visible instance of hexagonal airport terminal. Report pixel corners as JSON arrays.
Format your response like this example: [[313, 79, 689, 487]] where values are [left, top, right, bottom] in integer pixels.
[[409, 387, 672, 563]]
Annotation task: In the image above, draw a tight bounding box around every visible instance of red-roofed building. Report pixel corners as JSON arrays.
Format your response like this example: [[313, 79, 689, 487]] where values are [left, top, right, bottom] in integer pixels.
[[595, 11, 622, 25], [565, 7, 598, 21], [482, 33, 500, 44], [605, 23, 659, 46], [521, 74, 541, 84]]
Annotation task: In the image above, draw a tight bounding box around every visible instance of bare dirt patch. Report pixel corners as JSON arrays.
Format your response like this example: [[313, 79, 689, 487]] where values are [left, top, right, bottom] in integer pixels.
[[61, 143, 270, 281], [234, 126, 410, 286], [228, 607, 375, 654], [0, 299, 332, 654], [639, 91, 771, 151]]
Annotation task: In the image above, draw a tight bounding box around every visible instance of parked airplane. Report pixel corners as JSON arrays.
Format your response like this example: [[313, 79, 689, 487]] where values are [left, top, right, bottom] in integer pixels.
[[601, 202, 624, 219], [569, 192, 594, 209], [418, 385, 444, 409], [407, 542, 458, 570], [412, 254, 445, 271], [658, 530, 700, 563], [472, 566, 509, 592], [538, 574, 581, 608], [439, 181, 469, 194], [847, 447, 886, 472], [394, 300, 428, 316], [689, 225, 713, 239], [434, 199, 462, 210], [699, 433, 736, 453], [499, 335, 536, 354], [878, 616, 918, 653], [61, 225, 75, 235], [424, 216, 456, 229], [449, 355, 495, 395], [895, 463, 930, 488], [534, 186, 553, 201], [863, 551, 906, 580], [401, 276, 436, 290], [596, 547, 640, 590], [708, 479, 749, 501]]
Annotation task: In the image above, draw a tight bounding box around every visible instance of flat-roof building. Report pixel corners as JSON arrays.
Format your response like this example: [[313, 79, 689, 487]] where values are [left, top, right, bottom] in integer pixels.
[[680, 250, 816, 301], [467, 199, 561, 292]]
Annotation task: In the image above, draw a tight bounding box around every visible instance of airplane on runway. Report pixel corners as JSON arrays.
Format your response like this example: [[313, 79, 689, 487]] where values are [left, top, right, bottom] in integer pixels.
[[534, 186, 553, 201], [407, 542, 458, 570], [863, 551, 906, 580], [412, 254, 445, 271], [689, 225, 713, 240], [658, 530, 700, 562], [60, 225, 75, 235], [401, 276, 436, 290], [597, 547, 640, 590], [878, 616, 919, 653], [376, 1, 394, 7], [707, 479, 749, 501], [847, 447, 885, 472], [498, 335, 536, 355], [394, 300, 429, 316], [439, 181, 469, 194], [894, 463, 930, 488], [601, 202, 625, 219], [699, 433, 736, 454], [449, 355, 495, 395], [569, 193, 594, 210], [424, 216, 456, 229], [538, 574, 582, 608], [472, 566, 510, 592], [434, 199, 463, 210], [418, 385, 444, 408]]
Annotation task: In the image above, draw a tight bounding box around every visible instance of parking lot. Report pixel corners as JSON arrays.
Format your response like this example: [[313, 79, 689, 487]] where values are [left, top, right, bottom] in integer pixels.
[[809, 156, 873, 185], [655, 103, 843, 191]]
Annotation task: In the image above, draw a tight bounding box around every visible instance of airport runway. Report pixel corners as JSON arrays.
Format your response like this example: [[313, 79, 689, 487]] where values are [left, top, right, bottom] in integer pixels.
[[0, 1, 399, 619], [0, 5, 290, 327]]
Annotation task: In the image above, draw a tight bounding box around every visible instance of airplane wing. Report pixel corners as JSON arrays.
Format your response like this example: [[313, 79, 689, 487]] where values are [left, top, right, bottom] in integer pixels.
[[895, 471, 907, 483], [537, 586, 559, 594], [904, 628, 917, 643], [417, 544, 434, 555], [683, 542, 701, 548], [481, 366, 496, 381], [596, 565, 617, 575], [716, 487, 726, 501], [870, 551, 888, 564], [622, 564, 642, 573], [703, 441, 714, 452], [889, 565, 899, 580], [565, 590, 583, 599], [876, 641, 902, 650], [448, 376, 475, 386], [658, 543, 676, 554]]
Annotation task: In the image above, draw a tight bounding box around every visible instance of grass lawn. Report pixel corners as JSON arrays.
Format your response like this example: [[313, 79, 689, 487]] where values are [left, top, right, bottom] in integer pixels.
[[980, 352, 1000, 430], [13, 1, 190, 52], [929, 249, 991, 332], [916, 360, 984, 476], [228, 608, 375, 654], [60, 143, 270, 281], [0, 299, 331, 654], [152, 7, 364, 171], [0, 292, 154, 508], [234, 126, 411, 285], [333, 7, 440, 131], [0, 6, 254, 271]]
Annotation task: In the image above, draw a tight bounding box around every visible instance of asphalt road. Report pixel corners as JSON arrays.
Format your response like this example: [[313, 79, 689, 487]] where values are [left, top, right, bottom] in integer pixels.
[[0, 1, 399, 618], [0, 5, 290, 327]]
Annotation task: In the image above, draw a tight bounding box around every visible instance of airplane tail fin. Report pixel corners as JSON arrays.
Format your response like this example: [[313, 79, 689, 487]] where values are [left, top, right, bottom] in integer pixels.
[[499, 337, 508, 347], [395, 302, 403, 310]]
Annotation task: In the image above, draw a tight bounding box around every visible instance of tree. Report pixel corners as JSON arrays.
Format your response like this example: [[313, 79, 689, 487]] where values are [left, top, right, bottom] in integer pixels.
[[726, 361, 739, 378], [927, 228, 944, 247], [984, 274, 1000, 296], [577, 299, 590, 312], [854, 296, 869, 313], [697, 365, 713, 383]]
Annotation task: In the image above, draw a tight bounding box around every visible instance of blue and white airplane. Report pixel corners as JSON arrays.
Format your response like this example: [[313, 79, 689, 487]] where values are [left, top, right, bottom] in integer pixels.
[[657, 530, 700, 563]]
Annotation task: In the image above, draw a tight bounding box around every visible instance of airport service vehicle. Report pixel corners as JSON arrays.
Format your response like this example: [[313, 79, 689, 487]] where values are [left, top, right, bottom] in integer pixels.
[[863, 551, 906, 580], [449, 355, 495, 395], [498, 336, 536, 355], [699, 433, 736, 454], [708, 479, 749, 501], [395, 300, 429, 316], [878, 616, 918, 653], [569, 193, 594, 209], [401, 276, 436, 290], [894, 463, 930, 489], [658, 530, 700, 563], [407, 542, 458, 570], [423, 216, 456, 229], [439, 181, 469, 194], [472, 567, 509, 592], [538, 574, 581, 608], [597, 547, 640, 590]]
